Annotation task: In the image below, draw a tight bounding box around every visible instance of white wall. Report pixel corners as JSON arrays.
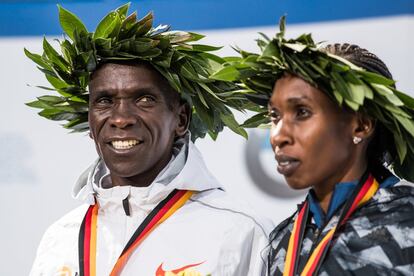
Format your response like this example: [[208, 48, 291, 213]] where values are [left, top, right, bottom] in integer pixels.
[[1, 15, 413, 275]]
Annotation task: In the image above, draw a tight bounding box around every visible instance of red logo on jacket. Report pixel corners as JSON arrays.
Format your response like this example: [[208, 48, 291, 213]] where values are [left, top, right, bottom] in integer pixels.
[[156, 262, 204, 276]]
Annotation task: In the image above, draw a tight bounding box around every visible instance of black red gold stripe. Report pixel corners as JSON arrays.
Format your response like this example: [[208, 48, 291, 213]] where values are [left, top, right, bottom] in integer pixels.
[[283, 173, 379, 276], [78, 189, 194, 276]]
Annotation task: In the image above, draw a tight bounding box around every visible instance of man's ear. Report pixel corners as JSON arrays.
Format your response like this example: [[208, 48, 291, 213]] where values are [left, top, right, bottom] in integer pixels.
[[175, 102, 191, 137], [352, 113, 376, 142]]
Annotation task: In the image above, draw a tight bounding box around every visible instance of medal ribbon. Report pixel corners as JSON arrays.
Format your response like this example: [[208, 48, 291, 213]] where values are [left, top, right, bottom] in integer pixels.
[[283, 174, 379, 276], [78, 189, 194, 276]]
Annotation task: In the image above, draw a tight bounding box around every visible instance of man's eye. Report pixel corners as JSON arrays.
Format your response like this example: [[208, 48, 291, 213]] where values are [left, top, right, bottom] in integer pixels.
[[137, 96, 155, 104], [96, 97, 112, 104]]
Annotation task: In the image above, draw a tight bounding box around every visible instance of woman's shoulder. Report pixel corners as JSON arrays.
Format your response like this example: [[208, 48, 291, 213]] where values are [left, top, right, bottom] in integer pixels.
[[370, 179, 414, 207], [269, 212, 297, 246], [353, 180, 414, 224]]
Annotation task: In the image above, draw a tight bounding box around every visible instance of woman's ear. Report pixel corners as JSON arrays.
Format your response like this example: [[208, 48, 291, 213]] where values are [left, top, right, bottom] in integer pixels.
[[352, 113, 376, 143], [175, 102, 191, 137]]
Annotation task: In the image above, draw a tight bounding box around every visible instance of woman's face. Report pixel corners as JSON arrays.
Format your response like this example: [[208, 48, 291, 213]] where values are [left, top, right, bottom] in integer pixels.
[[269, 75, 358, 191]]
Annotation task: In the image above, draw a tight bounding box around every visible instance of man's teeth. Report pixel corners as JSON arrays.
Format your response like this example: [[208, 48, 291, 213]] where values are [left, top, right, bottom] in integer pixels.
[[111, 140, 139, 149]]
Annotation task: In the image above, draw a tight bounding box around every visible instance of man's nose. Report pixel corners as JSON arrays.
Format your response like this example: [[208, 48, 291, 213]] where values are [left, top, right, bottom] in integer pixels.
[[108, 101, 137, 129], [270, 119, 293, 150]]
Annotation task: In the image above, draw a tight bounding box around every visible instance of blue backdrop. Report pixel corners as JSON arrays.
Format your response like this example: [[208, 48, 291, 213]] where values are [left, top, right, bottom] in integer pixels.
[[1, 0, 413, 36]]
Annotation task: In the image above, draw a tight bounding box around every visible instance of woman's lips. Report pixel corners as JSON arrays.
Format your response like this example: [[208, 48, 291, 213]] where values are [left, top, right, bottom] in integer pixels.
[[275, 155, 300, 176]]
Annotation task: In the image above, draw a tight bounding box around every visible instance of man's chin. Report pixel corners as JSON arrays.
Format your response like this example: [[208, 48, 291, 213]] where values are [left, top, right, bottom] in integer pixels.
[[105, 163, 144, 178]]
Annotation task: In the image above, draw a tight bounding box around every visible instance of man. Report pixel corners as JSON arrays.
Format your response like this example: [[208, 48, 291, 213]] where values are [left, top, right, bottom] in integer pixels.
[[26, 4, 269, 276]]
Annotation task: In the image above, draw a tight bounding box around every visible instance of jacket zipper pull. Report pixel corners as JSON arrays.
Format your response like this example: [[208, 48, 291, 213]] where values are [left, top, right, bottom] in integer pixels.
[[122, 196, 131, 216]]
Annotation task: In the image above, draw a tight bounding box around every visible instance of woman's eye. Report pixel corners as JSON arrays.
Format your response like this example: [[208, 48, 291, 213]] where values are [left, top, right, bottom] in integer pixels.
[[296, 107, 311, 119], [269, 110, 281, 123]]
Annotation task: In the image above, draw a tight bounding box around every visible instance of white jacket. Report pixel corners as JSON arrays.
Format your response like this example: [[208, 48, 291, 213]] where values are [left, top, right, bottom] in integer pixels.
[[30, 138, 271, 276]]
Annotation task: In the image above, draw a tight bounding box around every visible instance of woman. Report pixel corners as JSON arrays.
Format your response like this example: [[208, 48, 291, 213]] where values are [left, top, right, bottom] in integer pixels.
[[212, 18, 414, 275]]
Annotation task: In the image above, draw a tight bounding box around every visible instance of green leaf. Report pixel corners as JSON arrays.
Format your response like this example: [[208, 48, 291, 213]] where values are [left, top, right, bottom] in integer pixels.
[[33, 85, 55, 91], [220, 112, 247, 139], [155, 65, 182, 92], [180, 60, 202, 80], [394, 132, 407, 162], [200, 52, 226, 70], [241, 112, 269, 128], [328, 53, 362, 71], [38, 95, 65, 103], [210, 66, 240, 81], [24, 48, 51, 69], [394, 89, 414, 109], [332, 89, 344, 105], [198, 82, 224, 102], [152, 50, 174, 68], [119, 11, 137, 38], [260, 41, 280, 59], [284, 43, 307, 52], [94, 11, 121, 39], [115, 2, 130, 19], [135, 12, 153, 36], [131, 38, 159, 53], [49, 112, 80, 121], [309, 62, 327, 77], [42, 38, 70, 72], [277, 16, 286, 38], [395, 114, 414, 137], [196, 89, 209, 108], [137, 48, 162, 58], [193, 98, 214, 129], [60, 39, 76, 65], [224, 56, 243, 63], [344, 99, 359, 111], [177, 44, 222, 52], [186, 32, 205, 42], [58, 5, 88, 41], [371, 83, 404, 106], [94, 38, 112, 50], [26, 100, 49, 109], [167, 31, 193, 44], [359, 70, 395, 85], [348, 83, 366, 105], [258, 32, 271, 42]]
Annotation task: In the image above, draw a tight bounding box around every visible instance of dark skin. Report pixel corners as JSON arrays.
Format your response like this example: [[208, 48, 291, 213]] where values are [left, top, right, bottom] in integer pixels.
[[88, 62, 190, 188], [269, 74, 374, 213]]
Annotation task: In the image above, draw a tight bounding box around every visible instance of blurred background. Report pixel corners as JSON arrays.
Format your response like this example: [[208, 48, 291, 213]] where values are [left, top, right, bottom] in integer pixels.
[[1, 0, 413, 274]]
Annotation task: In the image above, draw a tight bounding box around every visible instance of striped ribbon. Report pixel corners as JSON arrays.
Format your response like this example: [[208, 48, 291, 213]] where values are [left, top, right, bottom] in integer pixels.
[[78, 189, 194, 276], [283, 174, 379, 276]]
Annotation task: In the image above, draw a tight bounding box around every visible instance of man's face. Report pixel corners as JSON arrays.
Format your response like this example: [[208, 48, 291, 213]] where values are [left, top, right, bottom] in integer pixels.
[[88, 62, 189, 187]]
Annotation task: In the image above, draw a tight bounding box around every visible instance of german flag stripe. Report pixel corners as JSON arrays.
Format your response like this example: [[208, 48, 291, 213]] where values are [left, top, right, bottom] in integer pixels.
[[283, 201, 308, 276], [282, 173, 379, 276], [78, 189, 193, 276], [110, 190, 193, 276]]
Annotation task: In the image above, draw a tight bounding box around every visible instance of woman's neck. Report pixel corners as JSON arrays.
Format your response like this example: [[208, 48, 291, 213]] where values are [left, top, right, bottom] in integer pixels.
[[313, 162, 367, 214]]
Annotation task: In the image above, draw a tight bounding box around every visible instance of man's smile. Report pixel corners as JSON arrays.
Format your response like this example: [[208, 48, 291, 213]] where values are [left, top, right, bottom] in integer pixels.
[[110, 139, 141, 150]]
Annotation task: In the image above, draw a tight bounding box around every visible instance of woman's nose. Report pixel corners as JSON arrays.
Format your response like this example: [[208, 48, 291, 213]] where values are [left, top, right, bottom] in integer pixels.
[[270, 119, 293, 150]]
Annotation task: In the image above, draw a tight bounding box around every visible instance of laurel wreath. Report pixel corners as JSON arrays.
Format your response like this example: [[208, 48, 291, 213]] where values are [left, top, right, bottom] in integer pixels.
[[211, 16, 414, 181], [24, 3, 249, 141]]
